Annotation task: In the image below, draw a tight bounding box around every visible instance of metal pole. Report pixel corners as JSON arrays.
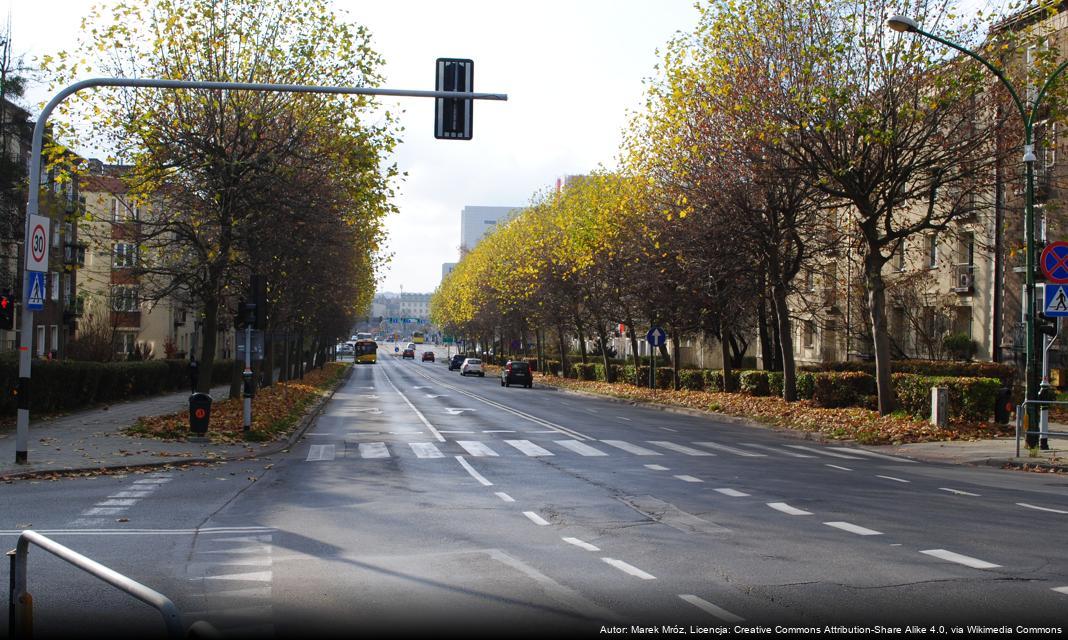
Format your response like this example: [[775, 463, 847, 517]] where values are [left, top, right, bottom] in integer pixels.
[[13, 76, 506, 463], [1025, 139, 1040, 447], [243, 324, 252, 432]]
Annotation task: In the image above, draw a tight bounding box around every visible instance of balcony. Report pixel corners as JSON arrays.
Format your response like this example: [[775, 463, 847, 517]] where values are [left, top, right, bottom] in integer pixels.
[[952, 264, 975, 294], [63, 297, 85, 321], [64, 242, 87, 268]]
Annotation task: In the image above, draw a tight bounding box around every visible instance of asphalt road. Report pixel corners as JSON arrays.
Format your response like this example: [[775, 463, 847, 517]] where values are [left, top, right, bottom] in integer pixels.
[[2, 345, 1067, 638]]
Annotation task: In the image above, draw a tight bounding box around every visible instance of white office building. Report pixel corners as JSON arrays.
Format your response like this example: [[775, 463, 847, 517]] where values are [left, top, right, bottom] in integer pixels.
[[460, 205, 523, 252]]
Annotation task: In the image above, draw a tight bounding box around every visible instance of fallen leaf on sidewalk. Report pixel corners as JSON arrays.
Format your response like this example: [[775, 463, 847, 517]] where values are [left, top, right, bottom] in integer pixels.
[[116, 518, 129, 523]]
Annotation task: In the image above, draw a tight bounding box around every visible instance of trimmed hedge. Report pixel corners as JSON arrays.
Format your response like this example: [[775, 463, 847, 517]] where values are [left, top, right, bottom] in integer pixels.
[[701, 369, 738, 392], [796, 372, 815, 400], [655, 367, 675, 390], [738, 370, 771, 396], [571, 363, 597, 381], [545, 360, 562, 376], [892, 373, 1000, 421], [811, 371, 876, 408], [768, 372, 784, 398], [800, 359, 1016, 387], [0, 358, 235, 414], [678, 369, 704, 390]]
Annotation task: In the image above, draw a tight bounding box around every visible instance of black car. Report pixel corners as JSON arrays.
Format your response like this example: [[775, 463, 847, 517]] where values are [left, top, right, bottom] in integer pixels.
[[500, 360, 533, 388], [449, 354, 465, 371]]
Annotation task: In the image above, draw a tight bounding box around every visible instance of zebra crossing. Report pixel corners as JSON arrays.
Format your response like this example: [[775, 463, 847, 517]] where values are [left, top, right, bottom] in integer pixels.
[[305, 437, 917, 464]]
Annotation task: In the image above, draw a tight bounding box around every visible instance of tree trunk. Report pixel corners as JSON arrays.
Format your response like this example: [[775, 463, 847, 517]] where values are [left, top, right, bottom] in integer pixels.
[[758, 289, 772, 370], [866, 254, 895, 414], [557, 323, 569, 377], [671, 330, 680, 390], [197, 297, 219, 393], [576, 319, 588, 364], [262, 332, 274, 387], [536, 328, 544, 374], [770, 303, 783, 372], [596, 321, 613, 382], [721, 327, 736, 392], [626, 318, 641, 385], [229, 355, 242, 400], [772, 284, 798, 402]]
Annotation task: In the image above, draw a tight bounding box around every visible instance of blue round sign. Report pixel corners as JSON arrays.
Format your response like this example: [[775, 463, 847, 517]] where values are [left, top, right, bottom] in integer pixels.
[[646, 326, 666, 347], [1041, 241, 1068, 284]]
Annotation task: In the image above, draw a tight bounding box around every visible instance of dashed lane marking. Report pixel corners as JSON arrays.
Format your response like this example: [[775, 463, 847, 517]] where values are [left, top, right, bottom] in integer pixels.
[[601, 558, 656, 580], [767, 502, 812, 516], [679, 595, 744, 623], [562, 537, 600, 551], [674, 475, 703, 483], [523, 511, 550, 526], [825, 464, 853, 472], [715, 488, 749, 497], [1017, 503, 1068, 514], [824, 521, 882, 536], [920, 549, 1000, 569], [939, 488, 980, 497], [494, 492, 515, 503], [877, 475, 910, 483], [644, 464, 669, 471]]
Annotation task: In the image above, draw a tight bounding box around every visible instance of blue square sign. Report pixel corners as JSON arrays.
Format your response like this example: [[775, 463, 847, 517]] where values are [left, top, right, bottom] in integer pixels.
[[25, 271, 46, 311], [1044, 283, 1068, 317]]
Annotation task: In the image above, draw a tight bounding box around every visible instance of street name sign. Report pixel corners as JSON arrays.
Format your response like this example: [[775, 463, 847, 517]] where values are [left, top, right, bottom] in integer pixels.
[[25, 271, 46, 311], [1041, 241, 1068, 283], [646, 326, 666, 347], [25, 214, 50, 272], [1045, 284, 1068, 317]]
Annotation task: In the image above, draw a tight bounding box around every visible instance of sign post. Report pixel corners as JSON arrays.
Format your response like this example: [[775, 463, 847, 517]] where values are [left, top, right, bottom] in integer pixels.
[[646, 326, 666, 389]]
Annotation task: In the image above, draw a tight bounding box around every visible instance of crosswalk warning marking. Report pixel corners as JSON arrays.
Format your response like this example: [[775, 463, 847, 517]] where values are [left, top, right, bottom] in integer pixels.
[[648, 441, 714, 456], [359, 442, 390, 459], [504, 440, 554, 456], [457, 441, 499, 457], [601, 440, 661, 456], [554, 440, 608, 456], [409, 442, 445, 458]]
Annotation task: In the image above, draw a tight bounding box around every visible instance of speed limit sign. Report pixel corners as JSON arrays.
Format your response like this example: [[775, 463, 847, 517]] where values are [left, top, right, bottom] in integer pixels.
[[25, 214, 50, 272]]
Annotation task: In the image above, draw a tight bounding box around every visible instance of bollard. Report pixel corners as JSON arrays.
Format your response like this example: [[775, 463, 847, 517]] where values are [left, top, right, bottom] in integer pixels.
[[930, 386, 948, 427]]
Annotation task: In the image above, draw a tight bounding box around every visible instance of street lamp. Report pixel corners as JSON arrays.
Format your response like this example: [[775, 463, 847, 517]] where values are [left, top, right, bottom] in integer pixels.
[[887, 15, 1068, 447]]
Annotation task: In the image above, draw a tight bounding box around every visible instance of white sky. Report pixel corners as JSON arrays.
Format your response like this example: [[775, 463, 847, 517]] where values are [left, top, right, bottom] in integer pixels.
[[7, 0, 701, 295]]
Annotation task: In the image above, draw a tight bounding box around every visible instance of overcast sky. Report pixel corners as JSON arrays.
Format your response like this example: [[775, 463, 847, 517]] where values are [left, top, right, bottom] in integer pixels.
[[7, 0, 701, 294]]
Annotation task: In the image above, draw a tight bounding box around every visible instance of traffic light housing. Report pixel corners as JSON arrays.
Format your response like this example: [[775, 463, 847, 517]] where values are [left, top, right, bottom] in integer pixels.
[[0, 290, 14, 331], [1037, 312, 1058, 338], [234, 301, 256, 330]]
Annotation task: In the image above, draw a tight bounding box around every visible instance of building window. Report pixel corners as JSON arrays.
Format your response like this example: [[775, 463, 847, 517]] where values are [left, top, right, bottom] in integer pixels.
[[957, 232, 974, 267], [113, 198, 139, 222], [35, 325, 45, 356], [927, 234, 938, 269], [894, 241, 906, 271], [112, 286, 140, 312], [50, 325, 58, 355], [115, 332, 136, 357], [51, 273, 60, 301], [803, 320, 816, 349], [113, 243, 137, 268]]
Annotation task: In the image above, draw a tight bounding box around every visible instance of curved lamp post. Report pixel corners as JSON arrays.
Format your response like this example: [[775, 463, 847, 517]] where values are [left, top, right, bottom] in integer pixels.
[[888, 15, 1068, 446]]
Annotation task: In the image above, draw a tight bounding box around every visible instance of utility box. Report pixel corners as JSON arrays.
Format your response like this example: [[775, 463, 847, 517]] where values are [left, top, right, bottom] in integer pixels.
[[931, 386, 948, 428], [188, 393, 213, 435]]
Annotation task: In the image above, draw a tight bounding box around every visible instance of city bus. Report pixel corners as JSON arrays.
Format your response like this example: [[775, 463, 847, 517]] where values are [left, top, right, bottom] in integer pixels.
[[412, 331, 425, 344], [354, 339, 378, 364]]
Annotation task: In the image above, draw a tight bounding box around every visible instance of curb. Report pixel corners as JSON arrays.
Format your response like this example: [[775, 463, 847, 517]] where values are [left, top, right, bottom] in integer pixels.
[[0, 365, 353, 482]]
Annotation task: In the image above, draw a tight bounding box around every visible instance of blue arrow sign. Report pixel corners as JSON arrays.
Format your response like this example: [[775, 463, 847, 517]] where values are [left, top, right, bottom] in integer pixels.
[[1045, 284, 1068, 317], [25, 271, 46, 311], [646, 326, 666, 347]]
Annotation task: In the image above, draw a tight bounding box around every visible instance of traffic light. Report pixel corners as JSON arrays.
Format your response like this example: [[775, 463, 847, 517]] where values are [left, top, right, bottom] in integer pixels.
[[0, 290, 14, 330], [1037, 312, 1058, 338], [234, 301, 256, 329]]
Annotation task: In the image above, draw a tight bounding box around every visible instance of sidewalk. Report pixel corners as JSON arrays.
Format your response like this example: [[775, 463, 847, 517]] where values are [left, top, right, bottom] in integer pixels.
[[874, 433, 1068, 471], [0, 385, 280, 479]]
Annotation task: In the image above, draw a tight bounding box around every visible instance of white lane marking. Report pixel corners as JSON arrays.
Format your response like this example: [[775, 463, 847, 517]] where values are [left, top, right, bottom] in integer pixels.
[[380, 367, 446, 442], [359, 443, 390, 459], [695, 441, 766, 457], [644, 464, 670, 471], [426, 394, 445, 399], [648, 441, 714, 456], [483, 430, 515, 433], [740, 443, 814, 457], [555, 440, 608, 456], [109, 490, 154, 498], [715, 488, 749, 497], [201, 546, 272, 555], [0, 528, 275, 537], [786, 445, 860, 459], [674, 475, 703, 483], [494, 492, 515, 503], [439, 430, 476, 434], [401, 363, 592, 440], [205, 571, 274, 582], [444, 407, 476, 415], [134, 478, 172, 484], [410, 442, 445, 459], [617, 416, 632, 421], [523, 511, 550, 526], [83, 507, 126, 516], [505, 440, 554, 457], [939, 488, 980, 496], [877, 475, 910, 483], [920, 549, 1000, 569], [388, 430, 421, 435], [601, 558, 656, 580], [601, 440, 661, 456], [767, 502, 812, 516], [679, 594, 744, 623], [1052, 586, 1068, 595], [829, 447, 918, 463], [825, 464, 853, 472], [306, 444, 336, 461], [562, 537, 600, 551], [96, 499, 138, 507], [824, 521, 882, 536], [1017, 503, 1068, 514], [455, 456, 493, 486], [457, 441, 499, 457], [661, 427, 678, 432]]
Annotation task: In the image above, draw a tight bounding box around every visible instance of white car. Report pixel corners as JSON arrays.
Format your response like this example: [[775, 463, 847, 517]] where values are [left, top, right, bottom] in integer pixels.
[[460, 358, 484, 377], [406, 342, 417, 351]]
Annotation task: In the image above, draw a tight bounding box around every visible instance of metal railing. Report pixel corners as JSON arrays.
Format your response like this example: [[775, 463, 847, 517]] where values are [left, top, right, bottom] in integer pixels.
[[8, 530, 184, 639], [1015, 399, 1068, 457]]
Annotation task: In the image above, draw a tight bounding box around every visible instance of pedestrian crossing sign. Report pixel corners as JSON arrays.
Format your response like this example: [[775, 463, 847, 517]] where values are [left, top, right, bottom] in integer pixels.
[[1044, 283, 1068, 317], [25, 271, 45, 311]]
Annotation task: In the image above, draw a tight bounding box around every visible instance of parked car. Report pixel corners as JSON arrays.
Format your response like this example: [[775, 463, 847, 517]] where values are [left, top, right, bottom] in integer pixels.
[[500, 360, 532, 388], [449, 354, 465, 371], [460, 358, 484, 377], [402, 348, 415, 359], [421, 351, 435, 362]]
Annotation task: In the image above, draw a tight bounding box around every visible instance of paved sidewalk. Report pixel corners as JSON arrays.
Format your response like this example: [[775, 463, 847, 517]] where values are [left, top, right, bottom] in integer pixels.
[[873, 433, 1068, 471], [0, 385, 274, 479]]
